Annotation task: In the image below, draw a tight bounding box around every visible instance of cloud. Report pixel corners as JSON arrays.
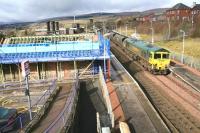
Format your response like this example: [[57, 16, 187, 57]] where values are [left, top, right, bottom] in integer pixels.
[[0, 0, 194, 22]]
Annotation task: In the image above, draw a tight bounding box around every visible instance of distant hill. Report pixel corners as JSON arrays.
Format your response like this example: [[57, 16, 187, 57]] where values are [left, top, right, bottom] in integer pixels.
[[142, 8, 169, 15], [0, 22, 34, 29], [0, 8, 168, 28]]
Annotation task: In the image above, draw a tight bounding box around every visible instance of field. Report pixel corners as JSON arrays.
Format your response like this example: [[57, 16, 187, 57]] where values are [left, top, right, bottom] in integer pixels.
[[155, 38, 200, 58], [140, 33, 200, 58]]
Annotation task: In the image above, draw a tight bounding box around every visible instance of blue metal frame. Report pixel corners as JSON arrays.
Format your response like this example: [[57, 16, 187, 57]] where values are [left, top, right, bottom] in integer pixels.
[[0, 35, 111, 64]]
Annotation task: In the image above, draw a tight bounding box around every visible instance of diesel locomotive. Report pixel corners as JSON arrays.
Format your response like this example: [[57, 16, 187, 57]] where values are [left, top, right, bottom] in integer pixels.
[[110, 32, 170, 75]]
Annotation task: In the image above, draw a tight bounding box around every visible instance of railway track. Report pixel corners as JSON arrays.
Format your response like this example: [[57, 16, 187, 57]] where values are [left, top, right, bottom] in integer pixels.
[[111, 41, 200, 132]]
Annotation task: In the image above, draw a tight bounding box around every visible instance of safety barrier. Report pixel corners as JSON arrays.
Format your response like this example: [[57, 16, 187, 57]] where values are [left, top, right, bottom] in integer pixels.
[[0, 79, 56, 94], [44, 72, 79, 133], [99, 67, 114, 128], [0, 80, 57, 132]]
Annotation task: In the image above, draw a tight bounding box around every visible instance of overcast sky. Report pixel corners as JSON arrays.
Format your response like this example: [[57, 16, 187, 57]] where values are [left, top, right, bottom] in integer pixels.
[[0, 0, 196, 22]]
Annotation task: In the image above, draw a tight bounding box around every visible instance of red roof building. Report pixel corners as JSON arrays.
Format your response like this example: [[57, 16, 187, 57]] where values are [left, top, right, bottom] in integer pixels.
[[166, 3, 191, 21]]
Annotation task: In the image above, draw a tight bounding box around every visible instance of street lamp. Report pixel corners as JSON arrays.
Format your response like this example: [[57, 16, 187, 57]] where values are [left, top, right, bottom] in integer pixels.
[[192, 12, 194, 29], [125, 23, 128, 36], [134, 27, 137, 35], [180, 30, 185, 63], [150, 27, 154, 44]]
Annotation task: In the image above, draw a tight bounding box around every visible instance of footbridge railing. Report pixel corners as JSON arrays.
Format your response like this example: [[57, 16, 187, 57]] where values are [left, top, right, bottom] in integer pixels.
[[44, 72, 80, 133]]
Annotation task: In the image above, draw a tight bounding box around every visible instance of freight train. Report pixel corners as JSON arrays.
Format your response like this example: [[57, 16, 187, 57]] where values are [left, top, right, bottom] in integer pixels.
[[110, 31, 170, 75]]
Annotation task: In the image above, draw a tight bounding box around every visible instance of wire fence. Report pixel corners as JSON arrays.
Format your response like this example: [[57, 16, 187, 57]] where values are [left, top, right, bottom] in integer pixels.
[[0, 79, 57, 132], [171, 52, 200, 71], [43, 72, 79, 133]]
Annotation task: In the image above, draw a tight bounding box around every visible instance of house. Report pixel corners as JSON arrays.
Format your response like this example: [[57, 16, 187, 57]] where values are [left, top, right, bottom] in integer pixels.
[[144, 13, 155, 22], [166, 3, 191, 21], [192, 2, 200, 16], [152, 12, 166, 21], [136, 13, 154, 22]]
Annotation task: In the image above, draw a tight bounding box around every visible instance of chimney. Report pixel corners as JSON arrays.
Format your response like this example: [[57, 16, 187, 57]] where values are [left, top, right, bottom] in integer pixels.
[[193, 2, 196, 7], [47, 21, 51, 33], [55, 22, 59, 31], [52, 21, 56, 32]]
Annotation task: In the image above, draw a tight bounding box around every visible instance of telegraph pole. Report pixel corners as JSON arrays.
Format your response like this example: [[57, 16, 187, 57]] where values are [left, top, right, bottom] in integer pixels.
[[150, 28, 154, 44], [167, 18, 171, 40], [125, 23, 128, 36]]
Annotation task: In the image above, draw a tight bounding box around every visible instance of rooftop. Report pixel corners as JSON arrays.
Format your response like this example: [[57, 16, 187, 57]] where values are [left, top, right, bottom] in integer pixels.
[[0, 34, 110, 64], [170, 3, 191, 10], [193, 4, 200, 10]]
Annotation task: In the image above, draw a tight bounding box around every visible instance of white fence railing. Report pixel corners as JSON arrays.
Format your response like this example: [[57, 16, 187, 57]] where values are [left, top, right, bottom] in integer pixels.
[[171, 52, 200, 71]]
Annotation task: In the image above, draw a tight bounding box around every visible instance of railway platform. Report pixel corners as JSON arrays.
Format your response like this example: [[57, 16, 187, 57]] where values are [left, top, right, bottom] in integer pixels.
[[110, 55, 169, 133]]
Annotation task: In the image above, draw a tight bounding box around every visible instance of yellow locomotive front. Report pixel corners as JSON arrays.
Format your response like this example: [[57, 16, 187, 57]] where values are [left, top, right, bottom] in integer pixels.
[[149, 51, 170, 74]]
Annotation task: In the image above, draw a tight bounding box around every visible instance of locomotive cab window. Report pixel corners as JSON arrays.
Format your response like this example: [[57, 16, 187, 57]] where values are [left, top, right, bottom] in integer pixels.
[[162, 54, 169, 59], [154, 53, 161, 59]]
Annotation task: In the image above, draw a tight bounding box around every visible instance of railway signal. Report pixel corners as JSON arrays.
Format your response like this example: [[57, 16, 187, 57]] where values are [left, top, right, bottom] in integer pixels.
[[21, 60, 32, 120]]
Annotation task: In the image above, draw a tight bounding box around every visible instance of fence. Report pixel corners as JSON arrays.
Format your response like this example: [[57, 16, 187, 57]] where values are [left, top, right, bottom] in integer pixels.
[[99, 67, 114, 128], [44, 72, 79, 133], [0, 79, 55, 92], [0, 79, 57, 132], [171, 52, 200, 71]]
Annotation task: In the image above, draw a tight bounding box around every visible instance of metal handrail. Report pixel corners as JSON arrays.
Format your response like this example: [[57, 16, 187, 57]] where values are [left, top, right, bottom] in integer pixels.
[[0, 80, 57, 131], [44, 73, 79, 133]]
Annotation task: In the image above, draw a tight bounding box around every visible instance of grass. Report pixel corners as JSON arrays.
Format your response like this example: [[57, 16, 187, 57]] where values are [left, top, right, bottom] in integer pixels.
[[140, 34, 200, 58], [155, 38, 200, 58]]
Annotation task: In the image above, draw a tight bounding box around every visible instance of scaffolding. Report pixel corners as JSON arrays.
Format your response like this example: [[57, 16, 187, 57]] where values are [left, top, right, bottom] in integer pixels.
[[0, 34, 110, 64], [4, 34, 94, 44]]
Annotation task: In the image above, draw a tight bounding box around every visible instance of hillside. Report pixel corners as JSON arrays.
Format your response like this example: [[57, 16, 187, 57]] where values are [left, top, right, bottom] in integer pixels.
[[0, 8, 167, 28]]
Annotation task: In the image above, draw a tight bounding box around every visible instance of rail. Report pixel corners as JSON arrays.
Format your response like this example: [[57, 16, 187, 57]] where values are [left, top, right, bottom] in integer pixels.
[[0, 79, 57, 132], [44, 72, 79, 133]]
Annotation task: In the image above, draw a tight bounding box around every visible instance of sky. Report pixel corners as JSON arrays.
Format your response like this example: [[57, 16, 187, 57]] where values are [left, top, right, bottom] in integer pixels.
[[0, 0, 196, 23]]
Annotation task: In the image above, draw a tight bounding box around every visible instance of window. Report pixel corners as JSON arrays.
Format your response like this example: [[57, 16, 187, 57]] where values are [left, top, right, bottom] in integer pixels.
[[163, 54, 169, 59], [154, 54, 161, 59]]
